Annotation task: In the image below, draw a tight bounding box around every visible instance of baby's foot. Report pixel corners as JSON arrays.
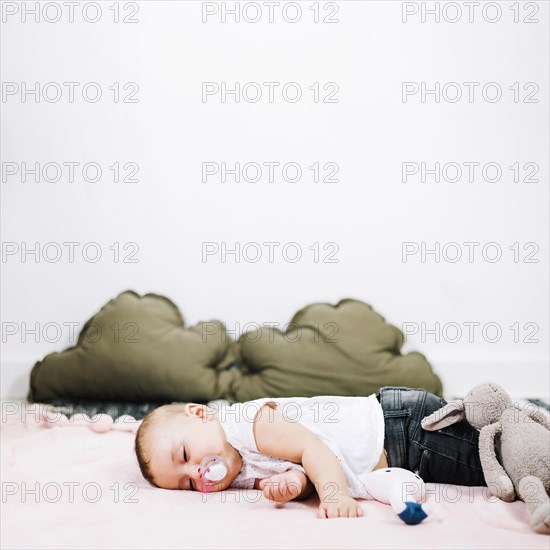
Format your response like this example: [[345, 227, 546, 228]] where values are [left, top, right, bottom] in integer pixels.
[[259, 470, 306, 503]]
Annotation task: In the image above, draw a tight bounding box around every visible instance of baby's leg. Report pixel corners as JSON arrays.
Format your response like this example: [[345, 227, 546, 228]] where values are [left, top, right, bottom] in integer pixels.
[[378, 387, 486, 486], [409, 389, 486, 485]]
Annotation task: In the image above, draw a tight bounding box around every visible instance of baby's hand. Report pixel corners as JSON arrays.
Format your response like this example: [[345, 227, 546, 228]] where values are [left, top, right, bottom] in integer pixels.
[[259, 470, 306, 503], [318, 492, 365, 519]]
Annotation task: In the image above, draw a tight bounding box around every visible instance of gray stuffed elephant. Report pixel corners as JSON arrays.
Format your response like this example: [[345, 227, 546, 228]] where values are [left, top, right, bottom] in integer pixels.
[[421, 382, 550, 534]]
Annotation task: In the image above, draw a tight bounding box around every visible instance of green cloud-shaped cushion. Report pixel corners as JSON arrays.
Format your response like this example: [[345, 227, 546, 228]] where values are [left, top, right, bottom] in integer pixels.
[[28, 291, 443, 404], [230, 298, 443, 402]]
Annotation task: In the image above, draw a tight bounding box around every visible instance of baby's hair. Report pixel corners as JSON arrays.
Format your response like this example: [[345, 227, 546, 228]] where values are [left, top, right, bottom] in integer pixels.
[[134, 403, 188, 487]]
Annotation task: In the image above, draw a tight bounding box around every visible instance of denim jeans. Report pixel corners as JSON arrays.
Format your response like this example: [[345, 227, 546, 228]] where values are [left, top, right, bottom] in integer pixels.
[[376, 386, 486, 486]]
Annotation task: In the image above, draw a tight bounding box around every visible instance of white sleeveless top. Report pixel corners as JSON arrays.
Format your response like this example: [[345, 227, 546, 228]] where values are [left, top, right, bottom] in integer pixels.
[[214, 394, 385, 499]]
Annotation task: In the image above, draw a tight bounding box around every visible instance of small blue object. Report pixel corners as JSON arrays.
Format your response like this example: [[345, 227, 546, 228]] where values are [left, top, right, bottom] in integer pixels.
[[397, 502, 428, 525]]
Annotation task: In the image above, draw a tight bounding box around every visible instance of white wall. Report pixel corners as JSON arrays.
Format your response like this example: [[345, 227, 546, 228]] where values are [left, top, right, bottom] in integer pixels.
[[1, 1, 548, 400]]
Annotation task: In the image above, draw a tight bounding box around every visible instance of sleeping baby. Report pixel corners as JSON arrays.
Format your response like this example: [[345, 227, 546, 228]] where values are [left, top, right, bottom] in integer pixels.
[[134, 387, 487, 519]]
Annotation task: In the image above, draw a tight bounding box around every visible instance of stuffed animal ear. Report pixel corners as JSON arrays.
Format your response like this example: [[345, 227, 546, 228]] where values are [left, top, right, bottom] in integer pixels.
[[421, 400, 465, 431]]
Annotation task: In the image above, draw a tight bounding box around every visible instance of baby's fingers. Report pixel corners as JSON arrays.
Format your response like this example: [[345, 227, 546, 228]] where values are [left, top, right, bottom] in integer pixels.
[[262, 480, 299, 503], [262, 484, 282, 502], [317, 503, 365, 519]]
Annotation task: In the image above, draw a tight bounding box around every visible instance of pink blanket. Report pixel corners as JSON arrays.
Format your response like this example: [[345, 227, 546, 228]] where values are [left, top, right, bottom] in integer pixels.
[[2, 405, 548, 549]]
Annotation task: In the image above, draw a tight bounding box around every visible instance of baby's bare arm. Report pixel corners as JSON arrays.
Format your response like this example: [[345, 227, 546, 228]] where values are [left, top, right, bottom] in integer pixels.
[[253, 404, 363, 518], [295, 472, 315, 500]]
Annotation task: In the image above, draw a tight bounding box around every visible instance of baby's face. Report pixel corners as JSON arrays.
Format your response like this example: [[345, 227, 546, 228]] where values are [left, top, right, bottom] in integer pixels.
[[145, 404, 242, 492]]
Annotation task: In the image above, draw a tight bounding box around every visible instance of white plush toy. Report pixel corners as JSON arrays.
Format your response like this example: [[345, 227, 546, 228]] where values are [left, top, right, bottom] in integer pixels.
[[362, 467, 428, 525]]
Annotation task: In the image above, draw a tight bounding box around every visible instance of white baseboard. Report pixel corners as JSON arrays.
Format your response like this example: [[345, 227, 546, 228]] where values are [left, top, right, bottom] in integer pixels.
[[2, 357, 549, 401], [1, 358, 34, 401]]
